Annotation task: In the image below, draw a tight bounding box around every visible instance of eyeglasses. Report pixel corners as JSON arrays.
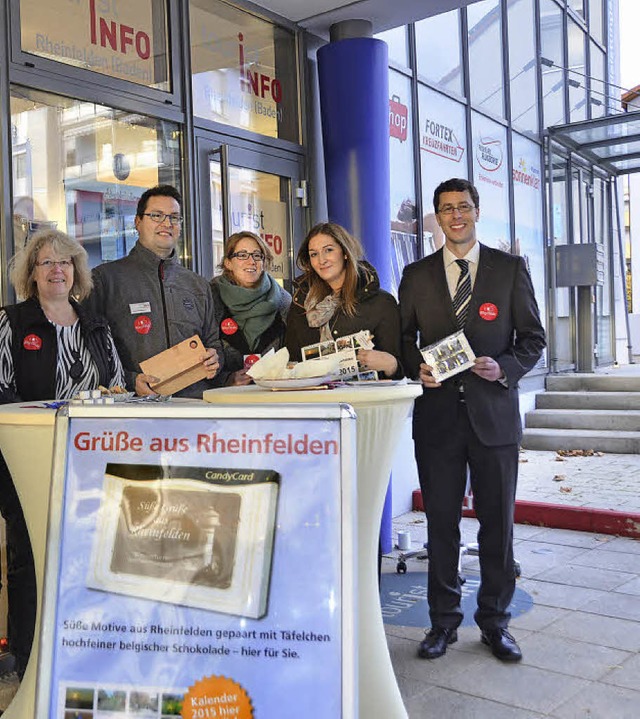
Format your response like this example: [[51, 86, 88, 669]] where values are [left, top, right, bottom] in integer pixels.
[[230, 251, 265, 262], [438, 203, 476, 215], [142, 212, 183, 226], [35, 259, 73, 269]]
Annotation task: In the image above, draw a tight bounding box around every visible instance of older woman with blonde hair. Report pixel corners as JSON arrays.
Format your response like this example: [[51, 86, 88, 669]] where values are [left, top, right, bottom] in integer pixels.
[[285, 222, 402, 378], [0, 229, 126, 680], [0, 228, 125, 402], [211, 231, 291, 385]]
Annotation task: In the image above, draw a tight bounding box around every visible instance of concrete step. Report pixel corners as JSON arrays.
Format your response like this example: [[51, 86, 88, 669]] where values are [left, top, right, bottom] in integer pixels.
[[546, 374, 640, 393], [521, 428, 640, 454], [536, 391, 640, 410], [525, 409, 640, 431]]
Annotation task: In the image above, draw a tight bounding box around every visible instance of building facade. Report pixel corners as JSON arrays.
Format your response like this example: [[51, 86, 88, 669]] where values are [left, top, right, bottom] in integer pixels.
[[0, 0, 625, 373]]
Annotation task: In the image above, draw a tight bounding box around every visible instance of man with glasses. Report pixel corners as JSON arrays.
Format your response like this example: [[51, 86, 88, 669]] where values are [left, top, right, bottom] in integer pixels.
[[85, 184, 224, 397], [399, 178, 545, 662]]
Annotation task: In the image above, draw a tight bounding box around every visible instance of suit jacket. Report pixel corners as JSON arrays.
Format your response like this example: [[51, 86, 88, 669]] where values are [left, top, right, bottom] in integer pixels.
[[399, 244, 546, 447]]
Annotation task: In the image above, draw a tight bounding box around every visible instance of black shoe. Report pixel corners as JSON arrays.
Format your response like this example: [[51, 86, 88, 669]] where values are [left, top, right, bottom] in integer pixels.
[[417, 627, 458, 659], [480, 628, 522, 662]]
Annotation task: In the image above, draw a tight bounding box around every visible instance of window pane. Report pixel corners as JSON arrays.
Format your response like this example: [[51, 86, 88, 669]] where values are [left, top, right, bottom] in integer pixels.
[[388, 71, 417, 292], [540, 0, 565, 127], [19, 0, 170, 90], [568, 20, 587, 121], [190, 0, 299, 143], [568, 0, 585, 21], [10, 87, 182, 267], [470, 111, 510, 250], [418, 85, 467, 256], [507, 0, 539, 136], [590, 42, 606, 118], [589, 0, 603, 44], [375, 26, 409, 67], [512, 132, 547, 344], [415, 11, 464, 97], [467, 0, 504, 118]]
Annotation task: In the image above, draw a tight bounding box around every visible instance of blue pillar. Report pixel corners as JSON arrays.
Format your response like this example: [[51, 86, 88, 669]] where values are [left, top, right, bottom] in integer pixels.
[[318, 26, 394, 555], [317, 33, 392, 292]]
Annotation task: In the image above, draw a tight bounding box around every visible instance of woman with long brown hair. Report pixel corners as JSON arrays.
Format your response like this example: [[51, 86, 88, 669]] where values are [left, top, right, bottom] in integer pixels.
[[285, 222, 402, 378]]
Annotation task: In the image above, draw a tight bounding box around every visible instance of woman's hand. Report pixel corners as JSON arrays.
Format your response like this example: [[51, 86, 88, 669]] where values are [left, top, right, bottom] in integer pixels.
[[201, 348, 220, 379], [135, 373, 160, 396], [418, 363, 442, 389], [228, 369, 252, 386], [357, 349, 398, 378]]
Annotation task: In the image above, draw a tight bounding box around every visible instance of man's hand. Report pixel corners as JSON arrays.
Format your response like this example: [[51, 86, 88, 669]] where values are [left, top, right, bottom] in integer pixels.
[[419, 362, 442, 389], [471, 356, 504, 382], [135, 373, 160, 396], [202, 347, 220, 379]]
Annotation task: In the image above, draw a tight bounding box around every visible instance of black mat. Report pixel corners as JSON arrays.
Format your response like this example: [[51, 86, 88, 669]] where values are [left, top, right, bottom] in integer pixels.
[[380, 571, 533, 627]]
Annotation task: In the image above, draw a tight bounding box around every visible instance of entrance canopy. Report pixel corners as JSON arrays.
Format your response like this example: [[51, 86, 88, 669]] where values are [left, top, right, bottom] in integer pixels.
[[548, 110, 640, 176]]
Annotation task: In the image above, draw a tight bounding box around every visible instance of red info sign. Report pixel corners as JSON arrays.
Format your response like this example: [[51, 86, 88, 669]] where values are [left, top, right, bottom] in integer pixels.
[[389, 95, 408, 142]]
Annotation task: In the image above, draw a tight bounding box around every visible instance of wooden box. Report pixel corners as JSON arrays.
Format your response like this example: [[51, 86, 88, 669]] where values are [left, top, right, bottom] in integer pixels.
[[139, 335, 208, 395]]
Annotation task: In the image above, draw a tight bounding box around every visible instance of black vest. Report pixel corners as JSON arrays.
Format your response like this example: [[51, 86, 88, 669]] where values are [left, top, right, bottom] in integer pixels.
[[3, 297, 112, 401]]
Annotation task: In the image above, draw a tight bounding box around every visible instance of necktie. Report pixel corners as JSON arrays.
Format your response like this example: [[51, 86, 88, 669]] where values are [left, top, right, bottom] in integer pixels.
[[453, 259, 471, 329]]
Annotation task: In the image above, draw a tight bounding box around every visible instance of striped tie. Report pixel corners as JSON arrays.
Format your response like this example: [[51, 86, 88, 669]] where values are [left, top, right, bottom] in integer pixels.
[[453, 259, 471, 329]]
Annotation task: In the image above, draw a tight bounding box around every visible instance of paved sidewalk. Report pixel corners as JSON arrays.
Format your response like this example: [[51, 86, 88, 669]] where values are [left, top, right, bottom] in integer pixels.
[[517, 448, 640, 514], [385, 445, 640, 718], [384, 516, 640, 718]]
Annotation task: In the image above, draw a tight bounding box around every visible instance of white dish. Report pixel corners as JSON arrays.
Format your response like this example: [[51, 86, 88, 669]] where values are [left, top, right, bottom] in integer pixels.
[[344, 379, 404, 387], [253, 374, 335, 390]]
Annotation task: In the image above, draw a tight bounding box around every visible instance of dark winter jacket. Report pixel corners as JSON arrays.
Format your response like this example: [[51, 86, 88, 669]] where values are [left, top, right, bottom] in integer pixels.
[[285, 263, 403, 378]]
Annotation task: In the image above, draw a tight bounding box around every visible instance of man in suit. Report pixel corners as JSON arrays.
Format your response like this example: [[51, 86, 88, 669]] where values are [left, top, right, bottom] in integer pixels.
[[399, 178, 545, 662]]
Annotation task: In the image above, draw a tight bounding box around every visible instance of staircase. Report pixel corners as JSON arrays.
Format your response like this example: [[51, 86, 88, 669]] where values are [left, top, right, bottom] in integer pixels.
[[521, 373, 640, 453]]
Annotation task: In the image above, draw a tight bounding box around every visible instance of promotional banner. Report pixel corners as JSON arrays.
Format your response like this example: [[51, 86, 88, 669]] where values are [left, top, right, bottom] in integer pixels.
[[42, 414, 351, 718], [471, 111, 510, 251]]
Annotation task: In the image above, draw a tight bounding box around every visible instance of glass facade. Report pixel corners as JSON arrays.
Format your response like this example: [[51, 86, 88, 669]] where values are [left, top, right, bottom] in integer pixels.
[[0, 0, 620, 370], [377, 0, 616, 370], [2, 0, 303, 295]]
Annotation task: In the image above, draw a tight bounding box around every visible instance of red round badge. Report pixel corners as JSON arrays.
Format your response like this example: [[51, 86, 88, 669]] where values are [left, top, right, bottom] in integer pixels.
[[221, 317, 239, 335], [134, 315, 152, 335], [479, 303, 499, 321], [244, 354, 260, 369], [23, 333, 42, 350]]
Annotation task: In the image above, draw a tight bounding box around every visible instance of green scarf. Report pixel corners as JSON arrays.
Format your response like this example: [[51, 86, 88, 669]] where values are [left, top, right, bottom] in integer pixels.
[[217, 273, 282, 352]]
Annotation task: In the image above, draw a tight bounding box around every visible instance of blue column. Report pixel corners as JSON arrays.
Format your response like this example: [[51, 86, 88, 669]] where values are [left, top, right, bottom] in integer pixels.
[[317, 35, 392, 292], [318, 31, 394, 555]]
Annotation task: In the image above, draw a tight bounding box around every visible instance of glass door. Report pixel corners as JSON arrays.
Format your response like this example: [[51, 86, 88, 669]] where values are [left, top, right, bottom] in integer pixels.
[[195, 134, 305, 291]]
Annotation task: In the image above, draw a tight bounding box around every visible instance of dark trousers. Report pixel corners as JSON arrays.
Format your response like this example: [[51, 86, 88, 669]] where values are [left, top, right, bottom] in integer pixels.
[[0, 452, 36, 678], [414, 402, 518, 632]]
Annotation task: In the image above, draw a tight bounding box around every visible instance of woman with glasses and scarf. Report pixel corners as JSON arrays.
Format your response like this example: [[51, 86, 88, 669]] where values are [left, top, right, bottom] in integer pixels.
[[285, 222, 402, 379], [0, 228, 124, 680], [211, 231, 291, 386]]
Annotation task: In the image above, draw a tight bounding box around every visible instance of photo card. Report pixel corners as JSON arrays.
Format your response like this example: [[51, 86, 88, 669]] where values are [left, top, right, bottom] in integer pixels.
[[420, 330, 476, 383], [301, 330, 378, 381]]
